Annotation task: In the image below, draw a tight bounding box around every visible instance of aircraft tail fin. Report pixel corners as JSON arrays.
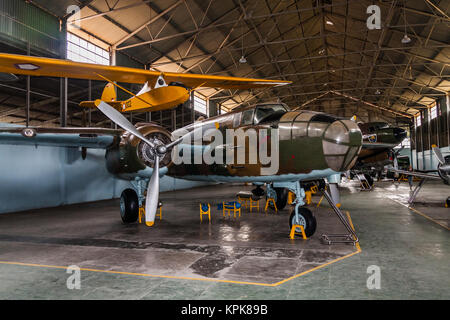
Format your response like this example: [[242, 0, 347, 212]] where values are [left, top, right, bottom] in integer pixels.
[[101, 82, 117, 102], [79, 83, 121, 109]]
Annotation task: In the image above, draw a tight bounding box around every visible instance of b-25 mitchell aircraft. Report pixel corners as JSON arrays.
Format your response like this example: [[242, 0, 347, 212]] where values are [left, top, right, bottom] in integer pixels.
[[350, 121, 407, 187]]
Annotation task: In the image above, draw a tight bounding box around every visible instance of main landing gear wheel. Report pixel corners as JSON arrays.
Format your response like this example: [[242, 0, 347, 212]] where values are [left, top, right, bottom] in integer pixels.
[[120, 189, 139, 223], [289, 207, 317, 237], [267, 187, 288, 210], [364, 174, 374, 187]]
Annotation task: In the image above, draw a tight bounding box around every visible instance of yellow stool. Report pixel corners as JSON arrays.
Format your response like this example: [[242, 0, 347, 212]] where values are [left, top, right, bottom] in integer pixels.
[[265, 198, 278, 212], [249, 198, 260, 212], [223, 202, 241, 218], [199, 203, 211, 223], [290, 224, 307, 240], [305, 191, 312, 205], [138, 205, 162, 224], [237, 196, 249, 209]]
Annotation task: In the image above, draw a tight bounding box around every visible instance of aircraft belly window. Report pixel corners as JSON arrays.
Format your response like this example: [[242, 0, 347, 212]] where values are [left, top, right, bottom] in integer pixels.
[[325, 156, 345, 172], [292, 122, 307, 137], [343, 146, 359, 168], [241, 109, 254, 125], [308, 123, 328, 137]]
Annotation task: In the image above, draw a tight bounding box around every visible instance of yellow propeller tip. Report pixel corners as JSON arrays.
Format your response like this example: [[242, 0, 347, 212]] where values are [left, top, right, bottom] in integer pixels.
[[431, 144, 437, 148], [145, 221, 154, 227], [336, 203, 342, 208], [215, 122, 219, 129], [94, 99, 102, 107]]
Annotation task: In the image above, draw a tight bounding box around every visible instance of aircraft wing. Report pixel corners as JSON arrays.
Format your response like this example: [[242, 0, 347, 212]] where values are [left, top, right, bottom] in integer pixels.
[[362, 142, 397, 149], [0, 53, 291, 89], [0, 127, 121, 149], [388, 168, 441, 180]]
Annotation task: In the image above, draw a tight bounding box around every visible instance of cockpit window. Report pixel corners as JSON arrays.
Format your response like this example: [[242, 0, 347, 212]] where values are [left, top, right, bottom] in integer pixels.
[[310, 114, 337, 123], [253, 104, 288, 124], [241, 109, 254, 126]]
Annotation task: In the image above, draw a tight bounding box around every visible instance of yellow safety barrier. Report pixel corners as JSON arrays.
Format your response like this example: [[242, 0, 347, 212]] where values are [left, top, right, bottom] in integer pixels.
[[289, 224, 307, 240], [265, 198, 278, 212], [199, 203, 211, 223]]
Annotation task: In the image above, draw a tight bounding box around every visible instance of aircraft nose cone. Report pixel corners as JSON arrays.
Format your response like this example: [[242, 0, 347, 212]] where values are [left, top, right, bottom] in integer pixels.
[[394, 128, 407, 142], [322, 120, 362, 171]]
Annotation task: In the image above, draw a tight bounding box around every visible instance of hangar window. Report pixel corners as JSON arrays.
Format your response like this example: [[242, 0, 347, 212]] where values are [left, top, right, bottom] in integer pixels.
[[429, 104, 437, 120], [67, 33, 109, 65], [415, 114, 421, 127], [193, 95, 207, 115]]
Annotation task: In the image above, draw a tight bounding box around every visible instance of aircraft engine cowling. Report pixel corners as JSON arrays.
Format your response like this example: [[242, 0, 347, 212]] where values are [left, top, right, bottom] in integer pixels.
[[105, 123, 172, 175], [438, 163, 450, 185]]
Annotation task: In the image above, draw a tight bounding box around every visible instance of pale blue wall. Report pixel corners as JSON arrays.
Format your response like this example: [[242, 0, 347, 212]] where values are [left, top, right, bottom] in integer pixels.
[[412, 146, 450, 171], [0, 134, 211, 214]]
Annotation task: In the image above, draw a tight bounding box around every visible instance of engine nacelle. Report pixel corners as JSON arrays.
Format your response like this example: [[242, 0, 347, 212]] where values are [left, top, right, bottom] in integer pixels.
[[105, 122, 172, 175]]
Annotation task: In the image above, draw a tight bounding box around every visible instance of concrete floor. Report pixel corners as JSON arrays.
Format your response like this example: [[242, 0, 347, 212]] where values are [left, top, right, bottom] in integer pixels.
[[0, 180, 448, 299]]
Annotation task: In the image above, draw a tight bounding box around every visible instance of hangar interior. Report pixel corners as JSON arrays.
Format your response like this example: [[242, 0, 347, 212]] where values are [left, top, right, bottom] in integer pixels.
[[0, 0, 448, 300]]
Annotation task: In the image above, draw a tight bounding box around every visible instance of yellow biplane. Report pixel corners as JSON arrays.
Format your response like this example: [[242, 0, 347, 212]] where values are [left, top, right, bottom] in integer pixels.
[[0, 53, 291, 112]]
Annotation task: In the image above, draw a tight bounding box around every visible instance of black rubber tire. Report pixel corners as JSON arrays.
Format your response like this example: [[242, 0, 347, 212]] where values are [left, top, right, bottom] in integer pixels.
[[289, 207, 317, 237], [120, 189, 139, 223], [267, 187, 288, 210], [364, 174, 374, 187]]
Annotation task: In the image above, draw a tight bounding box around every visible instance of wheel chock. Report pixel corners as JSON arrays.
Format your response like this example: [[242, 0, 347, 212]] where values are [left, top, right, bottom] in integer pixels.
[[290, 224, 307, 240]]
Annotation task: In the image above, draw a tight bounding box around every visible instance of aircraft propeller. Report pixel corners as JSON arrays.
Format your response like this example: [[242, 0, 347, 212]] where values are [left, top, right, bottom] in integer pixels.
[[432, 145, 450, 185], [95, 100, 201, 225]]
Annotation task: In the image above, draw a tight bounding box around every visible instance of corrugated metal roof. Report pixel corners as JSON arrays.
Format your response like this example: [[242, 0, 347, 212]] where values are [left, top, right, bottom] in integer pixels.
[[8, 0, 450, 124]]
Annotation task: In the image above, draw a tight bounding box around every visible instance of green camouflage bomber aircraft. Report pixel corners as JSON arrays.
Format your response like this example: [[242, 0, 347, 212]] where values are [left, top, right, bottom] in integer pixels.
[[0, 102, 363, 238], [351, 121, 407, 186]]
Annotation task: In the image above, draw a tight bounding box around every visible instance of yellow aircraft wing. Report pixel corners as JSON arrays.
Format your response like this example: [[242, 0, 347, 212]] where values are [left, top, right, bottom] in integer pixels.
[[0, 53, 291, 89]]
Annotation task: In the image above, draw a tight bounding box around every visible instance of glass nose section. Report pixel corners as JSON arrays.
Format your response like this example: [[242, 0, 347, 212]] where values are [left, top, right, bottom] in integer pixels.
[[323, 120, 362, 171]]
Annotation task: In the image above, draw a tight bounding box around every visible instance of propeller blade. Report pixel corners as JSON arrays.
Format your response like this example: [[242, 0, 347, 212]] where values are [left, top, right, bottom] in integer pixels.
[[95, 100, 155, 148], [432, 145, 445, 165], [393, 154, 399, 178], [165, 124, 206, 150], [145, 155, 160, 226]]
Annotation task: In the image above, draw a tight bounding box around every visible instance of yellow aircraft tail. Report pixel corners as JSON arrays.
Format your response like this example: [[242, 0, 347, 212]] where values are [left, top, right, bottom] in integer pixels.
[[101, 83, 117, 102], [80, 83, 122, 109]]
